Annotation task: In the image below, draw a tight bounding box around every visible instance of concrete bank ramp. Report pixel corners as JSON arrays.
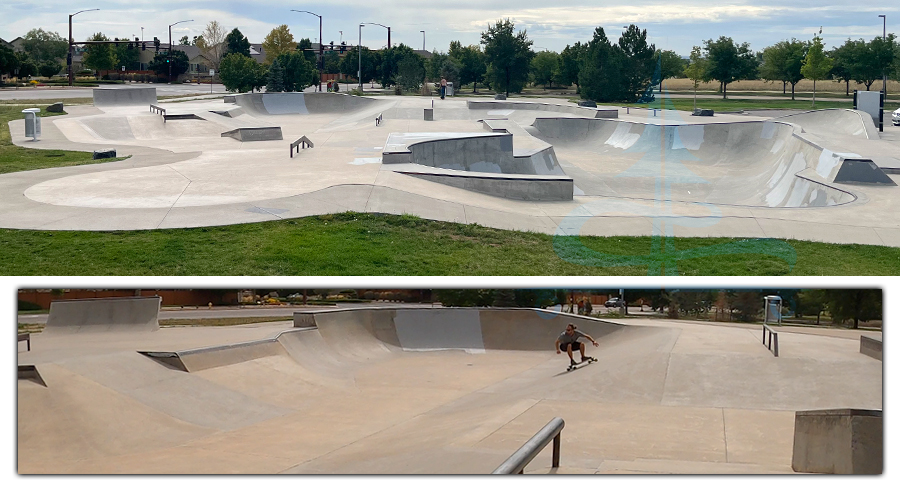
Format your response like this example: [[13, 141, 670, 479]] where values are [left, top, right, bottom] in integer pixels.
[[294, 307, 625, 352], [778, 109, 879, 140], [44, 296, 161, 335], [233, 92, 378, 115], [92, 88, 157, 107]]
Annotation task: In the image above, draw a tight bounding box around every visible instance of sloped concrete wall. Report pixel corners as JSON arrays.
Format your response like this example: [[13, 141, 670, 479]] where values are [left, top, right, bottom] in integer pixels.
[[791, 409, 882, 474]]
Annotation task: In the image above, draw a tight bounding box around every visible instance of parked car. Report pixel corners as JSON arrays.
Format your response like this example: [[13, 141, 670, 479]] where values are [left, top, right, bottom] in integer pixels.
[[605, 297, 625, 308], [892, 107, 900, 126]]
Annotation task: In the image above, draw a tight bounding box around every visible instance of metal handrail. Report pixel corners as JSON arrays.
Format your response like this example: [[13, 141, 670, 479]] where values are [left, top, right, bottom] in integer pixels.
[[150, 104, 167, 122], [492, 417, 564, 474], [762, 324, 779, 357]]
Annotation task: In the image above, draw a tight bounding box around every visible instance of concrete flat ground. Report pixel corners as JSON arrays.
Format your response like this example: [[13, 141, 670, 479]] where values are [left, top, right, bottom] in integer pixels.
[[3, 90, 900, 246], [17, 307, 882, 474]]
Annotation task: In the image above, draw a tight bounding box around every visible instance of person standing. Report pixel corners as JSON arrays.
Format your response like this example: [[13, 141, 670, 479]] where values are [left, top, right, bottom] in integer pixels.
[[440, 76, 447, 99]]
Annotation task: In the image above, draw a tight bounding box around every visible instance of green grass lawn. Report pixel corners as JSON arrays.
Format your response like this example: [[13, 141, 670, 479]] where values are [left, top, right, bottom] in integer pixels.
[[0, 213, 896, 275], [1, 103, 127, 174], [597, 97, 856, 113]]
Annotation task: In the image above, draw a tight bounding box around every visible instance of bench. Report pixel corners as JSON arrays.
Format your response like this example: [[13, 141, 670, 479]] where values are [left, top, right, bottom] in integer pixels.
[[290, 136, 314, 158], [18, 332, 30, 351]]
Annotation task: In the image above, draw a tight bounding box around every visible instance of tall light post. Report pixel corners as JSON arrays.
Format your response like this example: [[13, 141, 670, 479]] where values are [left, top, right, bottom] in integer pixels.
[[292, 10, 323, 92], [168, 19, 193, 83], [362, 22, 390, 49], [420, 30, 425, 51], [358, 24, 364, 91], [68, 8, 99, 87], [879, 14, 887, 94]]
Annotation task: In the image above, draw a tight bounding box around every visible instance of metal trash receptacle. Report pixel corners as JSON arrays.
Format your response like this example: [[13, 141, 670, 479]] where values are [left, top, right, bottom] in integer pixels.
[[23, 108, 41, 141]]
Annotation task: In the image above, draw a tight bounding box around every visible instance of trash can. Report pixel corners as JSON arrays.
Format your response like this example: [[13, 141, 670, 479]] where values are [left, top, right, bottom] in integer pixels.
[[23, 108, 41, 141], [446, 82, 454, 97]]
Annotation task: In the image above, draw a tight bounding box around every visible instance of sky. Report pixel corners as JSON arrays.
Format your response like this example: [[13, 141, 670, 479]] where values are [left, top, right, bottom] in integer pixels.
[[1, 1, 898, 56]]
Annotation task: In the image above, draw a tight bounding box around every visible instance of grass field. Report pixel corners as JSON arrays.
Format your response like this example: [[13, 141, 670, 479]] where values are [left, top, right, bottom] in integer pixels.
[[599, 97, 856, 113], [1, 103, 127, 174], [0, 213, 897, 276]]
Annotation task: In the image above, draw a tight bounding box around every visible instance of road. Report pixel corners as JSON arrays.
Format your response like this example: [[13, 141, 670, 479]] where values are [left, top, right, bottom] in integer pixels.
[[0, 82, 230, 100]]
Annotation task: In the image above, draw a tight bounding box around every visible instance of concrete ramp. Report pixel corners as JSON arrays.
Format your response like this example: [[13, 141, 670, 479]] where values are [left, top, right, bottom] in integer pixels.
[[221, 126, 283, 141], [44, 296, 161, 335], [232, 92, 378, 116], [778, 109, 879, 140], [139, 338, 287, 372], [294, 307, 624, 352], [92, 88, 157, 107]]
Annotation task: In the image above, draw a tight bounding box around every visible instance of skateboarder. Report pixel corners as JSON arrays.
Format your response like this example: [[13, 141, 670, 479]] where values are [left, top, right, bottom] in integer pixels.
[[555, 323, 599, 366]]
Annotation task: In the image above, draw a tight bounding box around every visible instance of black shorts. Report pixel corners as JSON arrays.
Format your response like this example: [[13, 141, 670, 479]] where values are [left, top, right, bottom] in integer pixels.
[[561, 342, 582, 351]]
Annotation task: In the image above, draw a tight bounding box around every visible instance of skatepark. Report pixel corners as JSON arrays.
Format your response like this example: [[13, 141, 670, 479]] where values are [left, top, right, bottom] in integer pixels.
[[4, 87, 900, 246], [17, 298, 882, 474]]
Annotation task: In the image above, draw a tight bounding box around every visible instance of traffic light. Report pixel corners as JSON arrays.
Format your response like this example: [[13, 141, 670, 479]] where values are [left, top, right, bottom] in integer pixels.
[[153, 37, 160, 50], [340, 42, 346, 54], [330, 41, 334, 51], [142, 42, 146, 51]]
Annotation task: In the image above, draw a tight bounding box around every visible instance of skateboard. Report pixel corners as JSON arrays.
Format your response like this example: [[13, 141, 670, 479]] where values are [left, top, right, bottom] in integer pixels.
[[566, 357, 597, 372]]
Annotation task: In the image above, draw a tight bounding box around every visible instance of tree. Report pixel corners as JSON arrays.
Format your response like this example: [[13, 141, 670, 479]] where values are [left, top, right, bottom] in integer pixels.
[[323, 51, 341, 74], [225, 28, 251, 57], [378, 44, 417, 88], [657, 49, 686, 83], [824, 289, 882, 329], [578, 27, 625, 102], [179, 36, 190, 46], [340, 46, 379, 86], [0, 44, 18, 76], [617, 25, 657, 101], [276, 51, 316, 92], [454, 44, 487, 93], [148, 50, 188, 80], [196, 21, 227, 72], [38, 61, 62, 78], [703, 36, 757, 98], [531, 50, 560, 89], [115, 42, 141, 71], [558, 42, 586, 90], [262, 25, 295, 65], [426, 51, 449, 82], [481, 19, 534, 96], [267, 59, 285, 92], [795, 289, 827, 324], [829, 39, 862, 96], [683, 46, 708, 111], [870, 34, 898, 91], [22, 28, 67, 65], [396, 53, 425, 92], [759, 39, 807, 99], [440, 58, 461, 87], [801, 35, 833, 108], [219, 53, 265, 93], [732, 291, 763, 322], [82, 33, 118, 76]]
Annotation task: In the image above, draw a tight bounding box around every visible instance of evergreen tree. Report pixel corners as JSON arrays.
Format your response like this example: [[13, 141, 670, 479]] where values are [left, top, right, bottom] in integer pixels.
[[225, 28, 251, 57], [266, 59, 285, 92]]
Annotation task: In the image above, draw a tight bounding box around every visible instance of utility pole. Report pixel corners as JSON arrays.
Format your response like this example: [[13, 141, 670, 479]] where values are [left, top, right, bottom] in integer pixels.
[[168, 19, 193, 83], [68, 8, 99, 87], [291, 10, 323, 92]]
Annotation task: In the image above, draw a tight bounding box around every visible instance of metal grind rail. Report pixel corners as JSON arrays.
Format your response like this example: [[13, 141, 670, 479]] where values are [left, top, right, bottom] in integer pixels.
[[762, 324, 780, 357], [492, 417, 564, 474]]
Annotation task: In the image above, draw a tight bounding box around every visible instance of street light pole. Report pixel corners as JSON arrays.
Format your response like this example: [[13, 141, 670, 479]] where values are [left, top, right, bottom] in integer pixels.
[[291, 10, 323, 92], [421, 30, 425, 51], [68, 8, 99, 87], [879, 14, 887, 94], [168, 19, 193, 84], [359, 24, 363, 91]]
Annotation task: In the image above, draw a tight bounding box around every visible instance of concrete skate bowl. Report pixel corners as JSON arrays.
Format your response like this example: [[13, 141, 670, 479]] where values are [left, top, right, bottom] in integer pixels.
[[44, 296, 161, 335], [232, 92, 380, 116], [777, 109, 879, 140], [18, 307, 882, 473], [533, 117, 862, 208], [92, 88, 157, 107], [382, 132, 573, 201]]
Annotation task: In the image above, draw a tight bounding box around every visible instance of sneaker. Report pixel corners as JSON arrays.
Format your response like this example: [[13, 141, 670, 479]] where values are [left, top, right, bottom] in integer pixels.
[[569, 359, 577, 366]]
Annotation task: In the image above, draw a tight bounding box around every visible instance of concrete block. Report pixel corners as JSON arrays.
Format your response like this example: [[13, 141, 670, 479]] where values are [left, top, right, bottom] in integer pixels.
[[692, 109, 714, 117], [494, 94, 507, 100], [424, 108, 434, 121], [46, 102, 64, 113], [791, 409, 882, 474], [221, 127, 283, 142], [577, 100, 597, 108], [92, 149, 117, 159], [293, 312, 317, 328], [860, 334, 882, 361]]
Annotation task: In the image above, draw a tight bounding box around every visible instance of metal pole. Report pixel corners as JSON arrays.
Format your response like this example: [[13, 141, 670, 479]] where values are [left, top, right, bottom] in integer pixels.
[[421, 30, 425, 51], [168, 25, 172, 83], [358, 24, 363, 91], [387, 27, 391, 49], [880, 15, 887, 94], [319, 16, 323, 92], [68, 14, 73, 87]]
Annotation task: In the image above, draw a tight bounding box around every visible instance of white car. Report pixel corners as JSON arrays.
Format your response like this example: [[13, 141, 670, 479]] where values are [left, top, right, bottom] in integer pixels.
[[893, 107, 900, 126]]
